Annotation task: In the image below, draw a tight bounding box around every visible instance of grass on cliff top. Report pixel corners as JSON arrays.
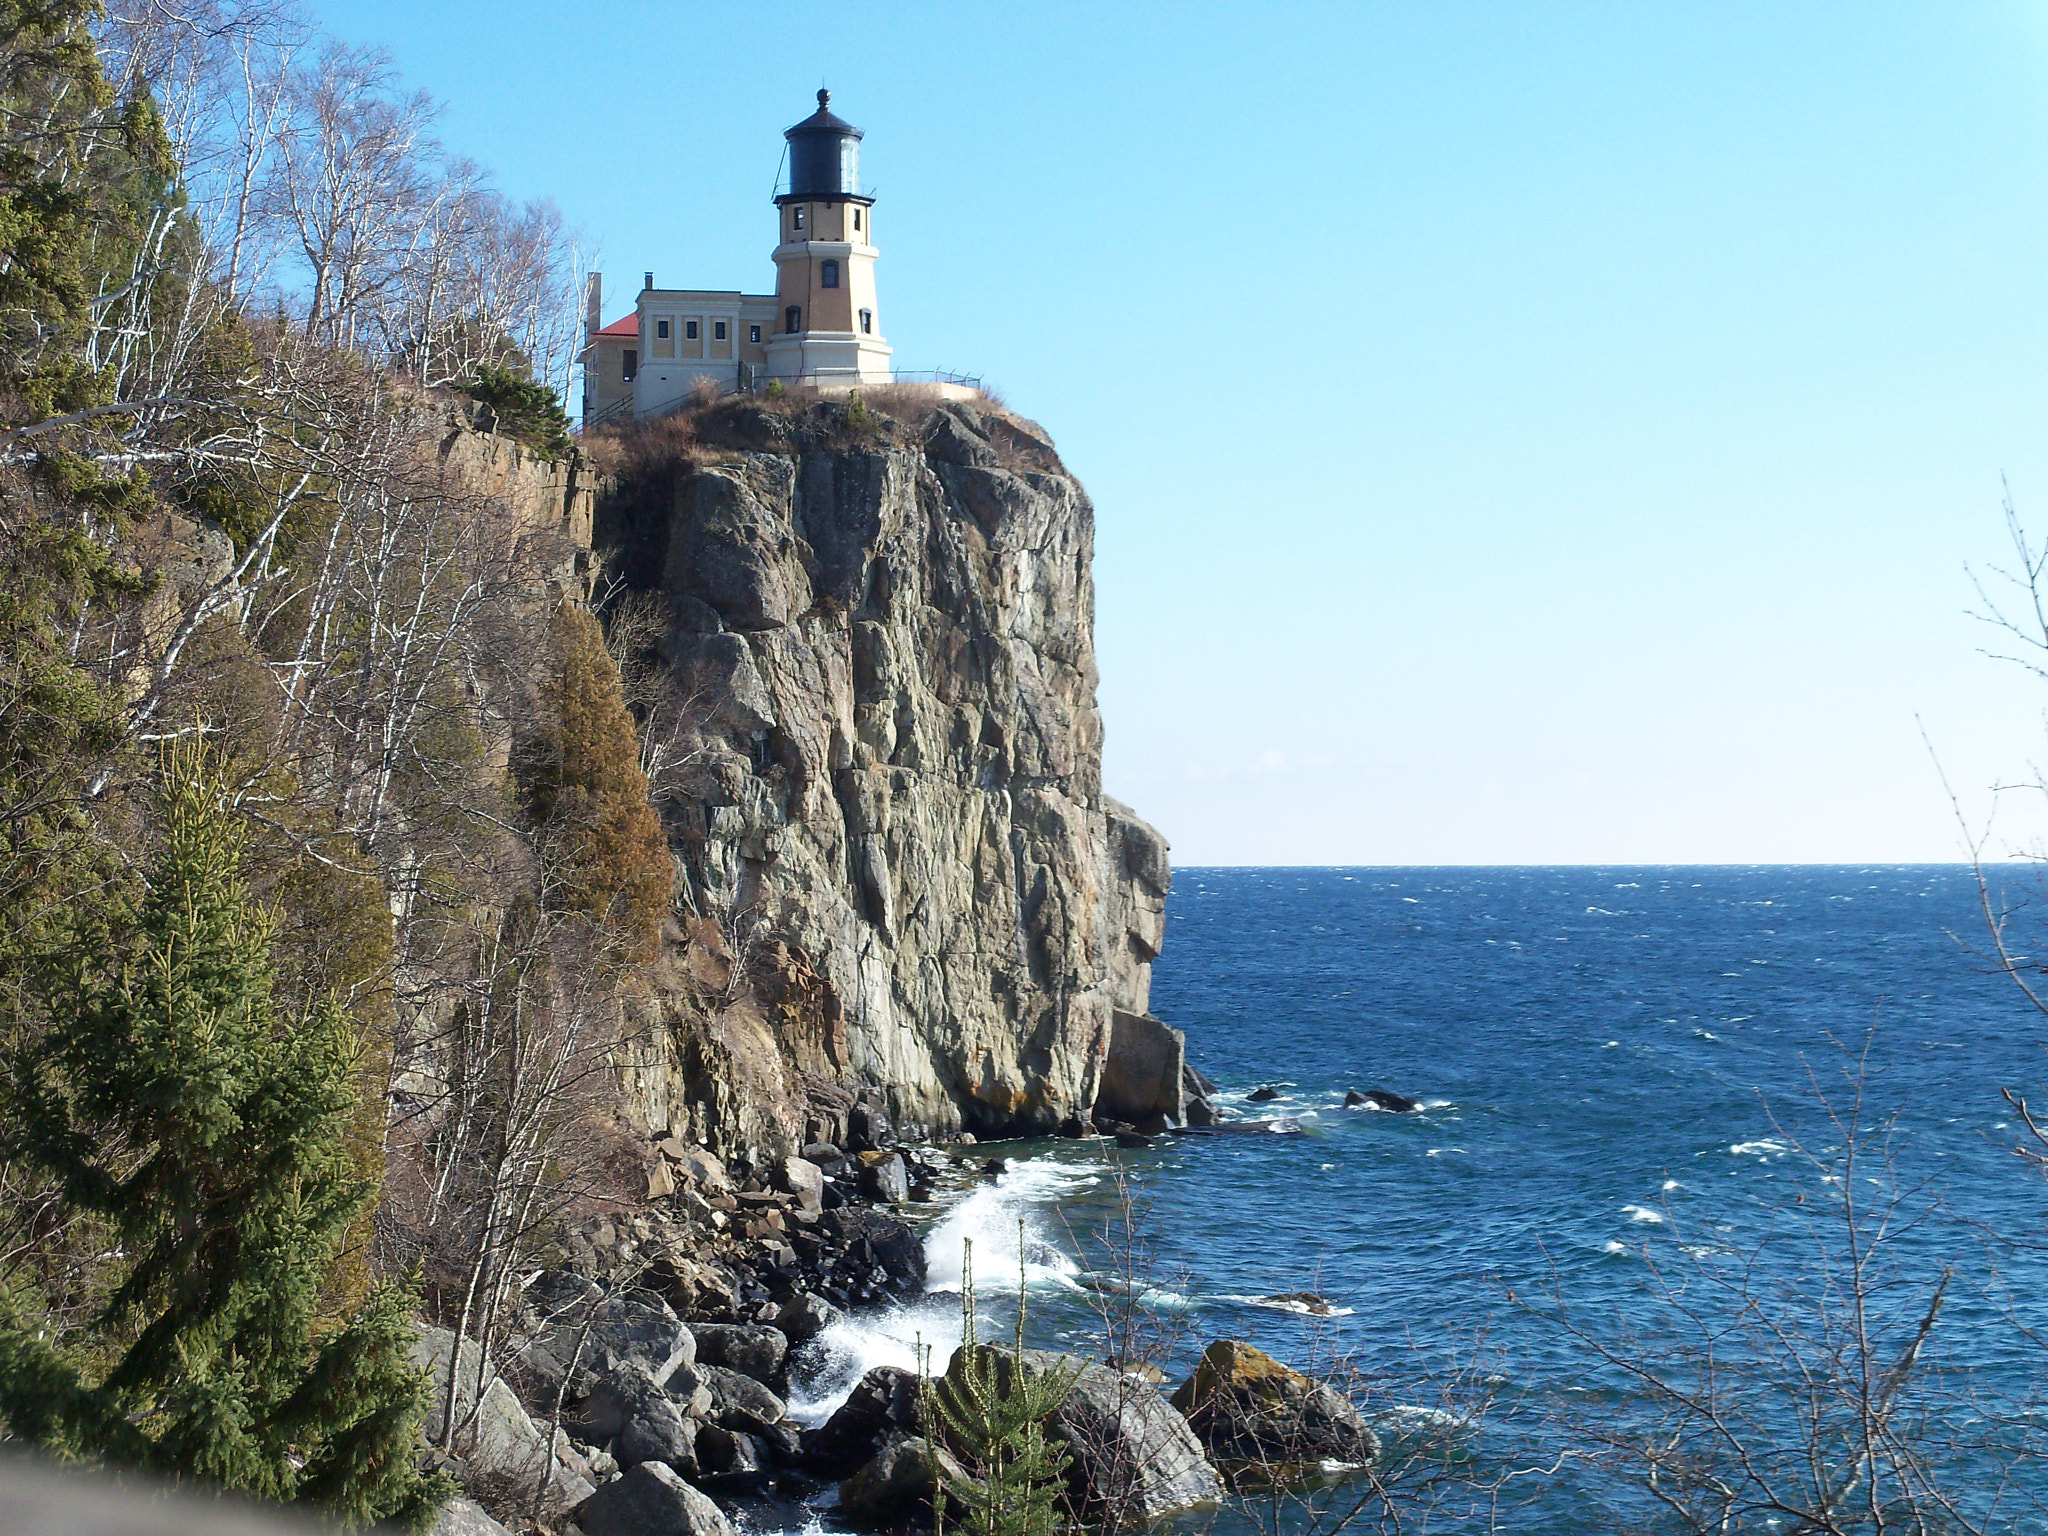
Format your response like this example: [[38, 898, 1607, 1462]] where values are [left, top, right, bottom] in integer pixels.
[[582, 380, 1062, 480]]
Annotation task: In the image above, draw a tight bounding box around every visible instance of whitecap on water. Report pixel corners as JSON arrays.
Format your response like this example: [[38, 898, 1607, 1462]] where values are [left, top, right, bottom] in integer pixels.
[[1661, 1178, 1680, 1192], [1729, 1139, 1787, 1158], [1603, 1240, 1630, 1254], [1693, 1029, 1718, 1041], [1621, 1204, 1665, 1224], [1218, 1293, 1358, 1318]]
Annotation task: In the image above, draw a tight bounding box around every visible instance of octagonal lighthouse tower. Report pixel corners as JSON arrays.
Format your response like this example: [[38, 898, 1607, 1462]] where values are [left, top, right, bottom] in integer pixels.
[[765, 91, 892, 386]]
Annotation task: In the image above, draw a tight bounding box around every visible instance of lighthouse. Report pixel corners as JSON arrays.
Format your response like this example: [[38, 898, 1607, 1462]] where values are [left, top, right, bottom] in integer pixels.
[[765, 90, 893, 386], [580, 91, 901, 423]]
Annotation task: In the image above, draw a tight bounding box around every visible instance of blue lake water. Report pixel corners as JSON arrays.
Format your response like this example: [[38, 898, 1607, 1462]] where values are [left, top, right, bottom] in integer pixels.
[[794, 866, 2048, 1532]]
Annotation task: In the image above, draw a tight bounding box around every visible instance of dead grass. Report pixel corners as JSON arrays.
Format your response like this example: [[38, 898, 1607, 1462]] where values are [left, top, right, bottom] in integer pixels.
[[578, 381, 1058, 478]]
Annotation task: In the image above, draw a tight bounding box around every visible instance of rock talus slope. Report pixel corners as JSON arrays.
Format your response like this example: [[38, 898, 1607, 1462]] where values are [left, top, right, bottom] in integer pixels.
[[596, 400, 1168, 1155]]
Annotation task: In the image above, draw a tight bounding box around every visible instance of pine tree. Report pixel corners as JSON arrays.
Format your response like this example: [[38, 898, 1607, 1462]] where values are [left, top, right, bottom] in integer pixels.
[[925, 1229, 1076, 1536], [0, 744, 449, 1530], [522, 601, 670, 964]]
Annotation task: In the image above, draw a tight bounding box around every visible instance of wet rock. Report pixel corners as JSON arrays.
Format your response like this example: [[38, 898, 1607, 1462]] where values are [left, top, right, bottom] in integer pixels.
[[838, 1432, 976, 1521], [776, 1292, 845, 1345], [694, 1322, 789, 1385], [697, 1424, 772, 1490], [1115, 1132, 1154, 1149], [1247, 1085, 1281, 1103], [819, 1207, 927, 1299], [800, 1365, 922, 1476], [1169, 1340, 1380, 1469], [1185, 1095, 1219, 1127], [1361, 1088, 1420, 1113], [576, 1460, 737, 1536]]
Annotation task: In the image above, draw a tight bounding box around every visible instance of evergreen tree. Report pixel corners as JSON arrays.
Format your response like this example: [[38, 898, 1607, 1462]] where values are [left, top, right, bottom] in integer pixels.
[[522, 601, 670, 964], [925, 1230, 1076, 1536], [0, 744, 449, 1530]]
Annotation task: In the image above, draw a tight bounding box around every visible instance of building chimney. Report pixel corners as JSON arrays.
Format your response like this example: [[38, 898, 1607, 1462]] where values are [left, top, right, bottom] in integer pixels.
[[643, 271, 654, 290]]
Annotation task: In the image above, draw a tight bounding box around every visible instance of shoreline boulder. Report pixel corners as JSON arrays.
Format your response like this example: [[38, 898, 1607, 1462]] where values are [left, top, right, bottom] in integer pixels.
[[1169, 1341, 1379, 1472]]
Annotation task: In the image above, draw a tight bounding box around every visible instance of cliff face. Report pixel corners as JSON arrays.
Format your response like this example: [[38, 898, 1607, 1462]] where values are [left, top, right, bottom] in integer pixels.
[[595, 399, 1168, 1158]]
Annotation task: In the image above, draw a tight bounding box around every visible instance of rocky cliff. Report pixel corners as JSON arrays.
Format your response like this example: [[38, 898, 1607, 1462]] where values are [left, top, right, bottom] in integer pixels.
[[592, 396, 1170, 1160]]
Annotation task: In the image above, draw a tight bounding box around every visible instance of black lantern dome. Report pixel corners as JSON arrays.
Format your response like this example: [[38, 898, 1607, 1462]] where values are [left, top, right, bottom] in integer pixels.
[[780, 89, 867, 203]]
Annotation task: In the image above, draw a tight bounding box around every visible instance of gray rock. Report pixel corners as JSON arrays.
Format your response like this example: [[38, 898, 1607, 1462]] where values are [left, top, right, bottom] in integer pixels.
[[523, 1289, 695, 1401], [693, 1322, 789, 1385], [594, 420, 1171, 1150], [800, 1364, 922, 1476], [1170, 1340, 1380, 1469], [1362, 1088, 1421, 1113], [410, 1326, 595, 1516], [1247, 1085, 1281, 1103], [1185, 1095, 1219, 1127], [618, 1390, 700, 1475], [1096, 1010, 1187, 1126], [575, 1460, 737, 1536], [696, 1424, 771, 1488], [429, 1496, 513, 1536], [857, 1150, 910, 1204], [775, 1291, 845, 1345], [801, 1141, 846, 1171], [698, 1363, 786, 1430], [774, 1154, 826, 1214], [846, 1102, 891, 1151], [946, 1347, 1221, 1520], [838, 1431, 977, 1521]]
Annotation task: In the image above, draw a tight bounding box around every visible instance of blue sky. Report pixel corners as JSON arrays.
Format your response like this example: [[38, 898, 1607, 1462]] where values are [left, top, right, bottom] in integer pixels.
[[317, 0, 2048, 864]]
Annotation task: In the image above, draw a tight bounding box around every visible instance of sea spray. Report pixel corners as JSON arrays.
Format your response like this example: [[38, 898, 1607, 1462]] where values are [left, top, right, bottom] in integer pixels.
[[783, 1156, 1093, 1422]]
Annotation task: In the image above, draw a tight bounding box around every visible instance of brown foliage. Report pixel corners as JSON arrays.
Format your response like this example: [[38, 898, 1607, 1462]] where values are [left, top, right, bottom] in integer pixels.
[[524, 601, 669, 963]]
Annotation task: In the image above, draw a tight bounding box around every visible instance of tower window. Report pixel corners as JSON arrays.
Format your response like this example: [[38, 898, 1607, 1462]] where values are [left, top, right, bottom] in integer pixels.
[[714, 320, 728, 340], [749, 324, 761, 343], [792, 206, 805, 231], [785, 305, 801, 334], [685, 320, 699, 340], [622, 349, 637, 381], [854, 207, 862, 232], [860, 308, 872, 335], [821, 260, 840, 289], [656, 319, 670, 340]]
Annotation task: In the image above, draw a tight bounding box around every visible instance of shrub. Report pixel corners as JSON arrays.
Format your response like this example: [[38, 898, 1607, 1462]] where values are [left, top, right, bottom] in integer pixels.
[[459, 363, 571, 460]]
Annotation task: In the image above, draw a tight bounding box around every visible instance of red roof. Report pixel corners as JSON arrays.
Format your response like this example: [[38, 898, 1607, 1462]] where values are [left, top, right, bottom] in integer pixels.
[[593, 313, 639, 339]]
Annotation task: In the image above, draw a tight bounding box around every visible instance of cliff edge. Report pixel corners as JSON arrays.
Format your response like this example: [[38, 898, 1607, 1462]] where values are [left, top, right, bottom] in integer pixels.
[[593, 396, 1170, 1159]]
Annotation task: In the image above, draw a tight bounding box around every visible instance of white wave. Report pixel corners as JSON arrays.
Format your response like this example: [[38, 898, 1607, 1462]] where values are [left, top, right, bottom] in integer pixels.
[[1425, 1147, 1466, 1157], [1585, 905, 1620, 916], [1661, 1179, 1680, 1192], [1622, 1204, 1665, 1224], [1729, 1139, 1787, 1158], [1603, 1240, 1630, 1254], [1693, 1029, 1718, 1041], [1217, 1293, 1357, 1318], [923, 1160, 1088, 1295], [787, 1157, 1089, 1423], [781, 1293, 962, 1422], [1422, 1098, 1457, 1110], [1603, 1040, 1620, 1049]]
